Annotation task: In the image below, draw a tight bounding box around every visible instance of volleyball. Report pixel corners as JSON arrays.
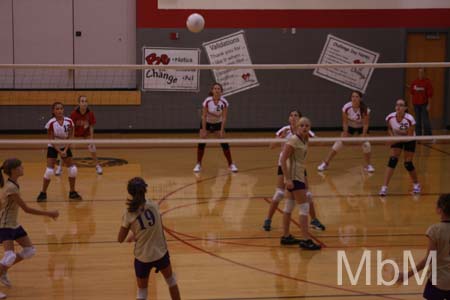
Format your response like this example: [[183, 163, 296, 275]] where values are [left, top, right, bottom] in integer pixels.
[[186, 13, 205, 33]]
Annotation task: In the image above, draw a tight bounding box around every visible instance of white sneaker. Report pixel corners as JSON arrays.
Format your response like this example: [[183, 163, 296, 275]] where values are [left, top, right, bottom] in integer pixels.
[[96, 164, 103, 175], [55, 164, 62, 176], [413, 183, 421, 194], [317, 162, 328, 171], [193, 163, 201, 173], [0, 291, 6, 299], [364, 164, 375, 173], [379, 186, 388, 196], [229, 163, 238, 172], [0, 272, 11, 287]]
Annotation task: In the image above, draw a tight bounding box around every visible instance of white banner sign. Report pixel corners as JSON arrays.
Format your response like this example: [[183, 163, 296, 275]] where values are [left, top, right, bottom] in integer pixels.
[[142, 47, 200, 92], [313, 35, 380, 93], [203, 31, 259, 97]]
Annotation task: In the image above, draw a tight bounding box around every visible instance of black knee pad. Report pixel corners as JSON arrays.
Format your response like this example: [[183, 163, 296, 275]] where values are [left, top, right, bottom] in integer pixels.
[[220, 143, 230, 150], [198, 143, 206, 150], [388, 156, 398, 168], [404, 161, 415, 171]]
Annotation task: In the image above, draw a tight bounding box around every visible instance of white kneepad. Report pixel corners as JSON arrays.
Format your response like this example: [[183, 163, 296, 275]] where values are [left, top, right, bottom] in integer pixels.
[[306, 191, 313, 202], [0, 250, 16, 267], [88, 144, 96, 153], [332, 141, 343, 152], [44, 167, 54, 180], [137, 288, 148, 300], [283, 199, 295, 214], [362, 141, 371, 154], [19, 246, 36, 259], [272, 188, 285, 203], [298, 202, 310, 216], [165, 273, 177, 287], [68, 165, 78, 178]]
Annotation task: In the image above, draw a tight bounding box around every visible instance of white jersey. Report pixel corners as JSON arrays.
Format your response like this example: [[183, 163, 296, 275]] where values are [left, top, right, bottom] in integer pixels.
[[45, 117, 74, 148], [385, 112, 416, 136], [276, 125, 315, 166], [342, 102, 370, 128], [203, 96, 229, 124]]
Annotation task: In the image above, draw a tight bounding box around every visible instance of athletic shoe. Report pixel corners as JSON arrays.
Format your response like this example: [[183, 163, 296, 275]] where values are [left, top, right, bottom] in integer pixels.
[[299, 239, 322, 250], [69, 191, 82, 201], [413, 183, 421, 194], [37, 192, 47, 202], [263, 219, 272, 231], [317, 162, 328, 171], [193, 163, 201, 173], [0, 272, 11, 288], [96, 164, 103, 175], [55, 164, 62, 176], [229, 163, 238, 173], [0, 291, 6, 299], [280, 234, 301, 245], [364, 164, 375, 173], [310, 218, 326, 231], [379, 186, 388, 197]]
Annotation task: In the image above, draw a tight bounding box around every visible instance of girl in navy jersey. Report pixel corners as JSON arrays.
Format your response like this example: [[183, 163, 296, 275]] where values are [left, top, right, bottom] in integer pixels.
[[379, 99, 420, 196], [36, 102, 82, 202], [317, 91, 375, 173], [193, 83, 238, 173]]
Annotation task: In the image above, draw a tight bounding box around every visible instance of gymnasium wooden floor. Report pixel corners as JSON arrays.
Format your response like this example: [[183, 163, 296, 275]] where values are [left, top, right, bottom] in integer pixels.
[[0, 132, 449, 299]]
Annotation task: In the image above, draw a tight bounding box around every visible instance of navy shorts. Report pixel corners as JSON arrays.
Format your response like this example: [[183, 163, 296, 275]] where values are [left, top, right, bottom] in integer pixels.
[[0, 226, 28, 243], [47, 147, 73, 159], [200, 122, 221, 132], [347, 127, 364, 135], [423, 280, 450, 300], [134, 251, 171, 278], [391, 141, 416, 153], [287, 180, 306, 192]]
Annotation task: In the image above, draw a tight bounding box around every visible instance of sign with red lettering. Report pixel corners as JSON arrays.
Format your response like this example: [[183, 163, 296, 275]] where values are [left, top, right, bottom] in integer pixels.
[[142, 47, 200, 92]]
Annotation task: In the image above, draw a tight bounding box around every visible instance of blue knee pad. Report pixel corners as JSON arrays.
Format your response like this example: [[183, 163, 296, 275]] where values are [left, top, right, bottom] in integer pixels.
[[388, 157, 398, 168], [404, 161, 415, 171]]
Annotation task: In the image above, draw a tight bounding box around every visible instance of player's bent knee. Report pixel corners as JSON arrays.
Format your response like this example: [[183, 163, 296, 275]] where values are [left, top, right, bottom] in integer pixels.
[[198, 143, 206, 150], [165, 273, 177, 287], [362, 141, 371, 154], [404, 161, 415, 172], [283, 199, 295, 213], [332, 141, 343, 152], [306, 191, 313, 202], [220, 143, 230, 150], [19, 246, 36, 259], [44, 167, 54, 180], [388, 156, 398, 168], [0, 250, 16, 267], [68, 165, 78, 178], [272, 189, 285, 203], [137, 288, 148, 300], [88, 144, 96, 153], [298, 202, 310, 216]]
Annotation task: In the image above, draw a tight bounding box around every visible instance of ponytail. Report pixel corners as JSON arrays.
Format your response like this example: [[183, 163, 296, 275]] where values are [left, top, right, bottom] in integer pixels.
[[126, 177, 148, 213], [0, 158, 22, 188]]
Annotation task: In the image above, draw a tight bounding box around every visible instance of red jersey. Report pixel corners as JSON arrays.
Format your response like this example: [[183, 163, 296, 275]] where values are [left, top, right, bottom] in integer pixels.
[[70, 108, 96, 137], [410, 78, 433, 105]]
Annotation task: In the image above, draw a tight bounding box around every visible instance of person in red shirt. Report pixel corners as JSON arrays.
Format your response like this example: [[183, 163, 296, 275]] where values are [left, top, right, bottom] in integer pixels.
[[56, 96, 103, 175], [410, 68, 433, 136]]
